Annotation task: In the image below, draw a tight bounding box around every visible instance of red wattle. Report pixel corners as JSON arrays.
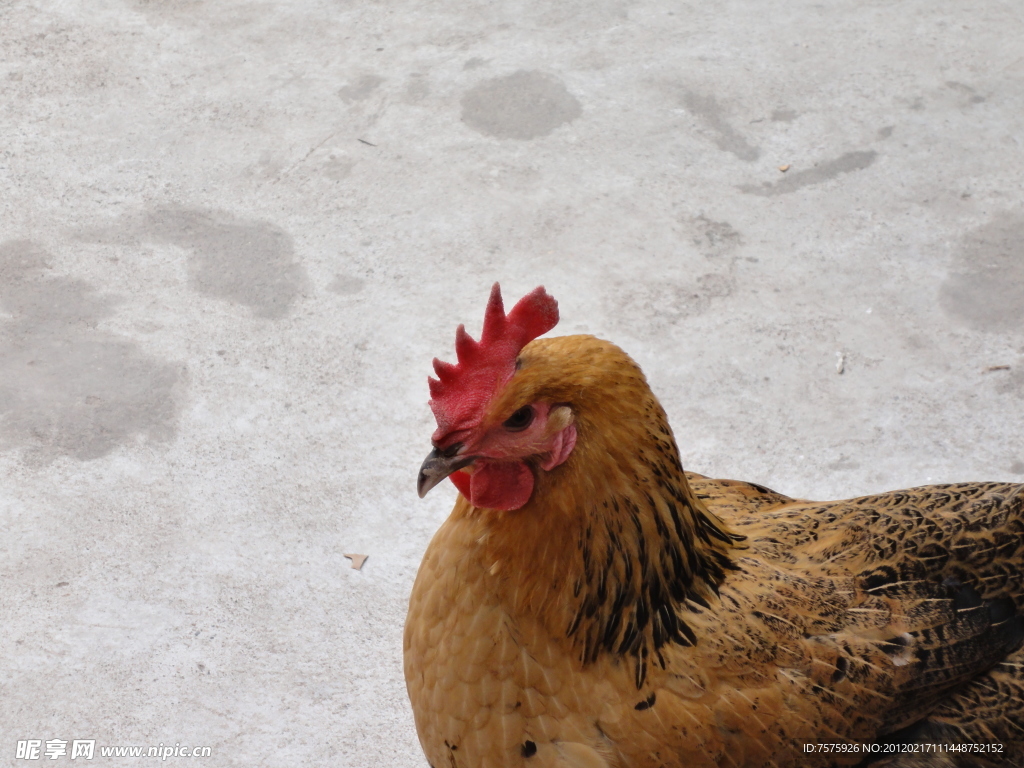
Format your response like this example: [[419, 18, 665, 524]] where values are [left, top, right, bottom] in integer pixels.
[[450, 470, 472, 498], [448, 462, 534, 511]]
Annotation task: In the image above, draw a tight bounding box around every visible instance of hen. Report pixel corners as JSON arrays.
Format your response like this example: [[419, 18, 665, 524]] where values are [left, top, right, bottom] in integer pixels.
[[404, 284, 1024, 768]]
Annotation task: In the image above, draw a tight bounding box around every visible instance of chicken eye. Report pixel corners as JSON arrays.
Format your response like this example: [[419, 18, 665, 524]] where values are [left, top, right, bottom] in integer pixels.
[[503, 406, 534, 432]]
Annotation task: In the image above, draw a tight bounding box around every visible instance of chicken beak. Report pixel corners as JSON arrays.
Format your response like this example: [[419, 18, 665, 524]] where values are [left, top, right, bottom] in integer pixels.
[[417, 445, 475, 498]]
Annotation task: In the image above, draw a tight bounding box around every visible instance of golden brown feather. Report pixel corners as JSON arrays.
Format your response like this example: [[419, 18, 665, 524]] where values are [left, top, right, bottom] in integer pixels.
[[405, 334, 1024, 768]]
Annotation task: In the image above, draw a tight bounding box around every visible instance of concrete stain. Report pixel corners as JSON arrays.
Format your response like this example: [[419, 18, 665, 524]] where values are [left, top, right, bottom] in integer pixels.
[[1010, 460, 1024, 475], [141, 206, 308, 319], [770, 108, 797, 123], [612, 273, 733, 332], [828, 456, 862, 471], [739, 151, 877, 196], [324, 156, 355, 181], [328, 275, 365, 295], [945, 81, 986, 104], [681, 91, 760, 162], [461, 71, 581, 140], [690, 215, 742, 255], [134, 0, 204, 19], [940, 212, 1024, 334], [995, 368, 1024, 398], [338, 75, 384, 103], [404, 73, 429, 103], [0, 240, 185, 463]]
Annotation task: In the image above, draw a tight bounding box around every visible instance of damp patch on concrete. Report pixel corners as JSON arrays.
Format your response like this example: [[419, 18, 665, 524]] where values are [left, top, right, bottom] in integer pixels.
[[0, 240, 185, 464], [681, 91, 760, 162], [995, 368, 1024, 399], [945, 81, 986, 105], [939, 212, 1024, 334], [403, 73, 429, 103], [461, 70, 582, 140], [739, 151, 877, 196], [140, 206, 308, 320], [323, 156, 355, 181], [328, 274, 366, 295], [338, 74, 384, 104], [132, 0, 204, 22], [828, 456, 862, 471], [610, 273, 734, 332], [689, 215, 742, 256]]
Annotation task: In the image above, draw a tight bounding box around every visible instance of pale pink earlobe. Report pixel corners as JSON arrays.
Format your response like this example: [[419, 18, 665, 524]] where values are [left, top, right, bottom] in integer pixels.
[[540, 423, 577, 471]]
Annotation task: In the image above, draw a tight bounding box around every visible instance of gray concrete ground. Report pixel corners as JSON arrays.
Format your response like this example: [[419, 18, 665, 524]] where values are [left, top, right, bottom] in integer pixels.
[[2, 0, 1023, 765]]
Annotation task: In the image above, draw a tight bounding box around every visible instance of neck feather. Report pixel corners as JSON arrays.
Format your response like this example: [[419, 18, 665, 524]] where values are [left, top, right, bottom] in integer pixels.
[[460, 338, 745, 688]]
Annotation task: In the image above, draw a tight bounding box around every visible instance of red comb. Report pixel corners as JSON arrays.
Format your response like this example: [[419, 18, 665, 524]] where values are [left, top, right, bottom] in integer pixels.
[[428, 283, 559, 440]]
